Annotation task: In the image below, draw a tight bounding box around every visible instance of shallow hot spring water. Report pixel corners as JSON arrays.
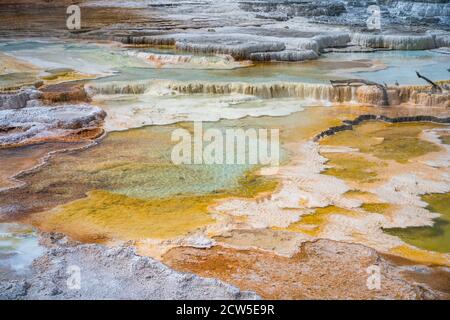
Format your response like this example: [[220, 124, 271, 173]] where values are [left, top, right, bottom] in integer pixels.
[[0, 39, 449, 271], [1, 40, 449, 87]]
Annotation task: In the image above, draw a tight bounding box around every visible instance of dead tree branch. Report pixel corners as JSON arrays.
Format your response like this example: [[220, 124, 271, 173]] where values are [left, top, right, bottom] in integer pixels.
[[415, 71, 442, 93]]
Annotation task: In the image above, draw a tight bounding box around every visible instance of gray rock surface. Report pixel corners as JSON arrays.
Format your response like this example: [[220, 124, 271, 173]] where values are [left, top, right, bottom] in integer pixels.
[[239, 0, 347, 18], [103, 0, 450, 61], [351, 33, 438, 50], [0, 104, 106, 146], [174, 34, 286, 60], [239, 0, 450, 30], [313, 33, 351, 50], [0, 88, 41, 111], [0, 233, 259, 300]]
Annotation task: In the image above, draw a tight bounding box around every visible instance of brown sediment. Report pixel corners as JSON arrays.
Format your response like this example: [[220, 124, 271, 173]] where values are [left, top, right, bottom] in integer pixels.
[[31, 127, 104, 144], [381, 253, 450, 298], [0, 124, 177, 219], [0, 1, 187, 40], [402, 268, 450, 299], [59, 127, 103, 140], [0, 141, 91, 191], [40, 81, 91, 104], [162, 240, 442, 299], [0, 127, 104, 150], [356, 85, 387, 106], [0, 52, 40, 76], [1, 1, 449, 300], [0, 135, 106, 222], [441, 135, 450, 145]]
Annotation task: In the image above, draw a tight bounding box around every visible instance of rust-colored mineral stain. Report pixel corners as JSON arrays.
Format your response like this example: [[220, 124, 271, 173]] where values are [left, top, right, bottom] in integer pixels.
[[162, 242, 424, 299], [163, 245, 312, 300], [0, 141, 91, 191]]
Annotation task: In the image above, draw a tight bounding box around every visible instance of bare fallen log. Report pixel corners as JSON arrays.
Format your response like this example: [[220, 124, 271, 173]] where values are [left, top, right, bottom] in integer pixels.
[[330, 79, 381, 87], [416, 71, 443, 93], [330, 79, 389, 106]]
